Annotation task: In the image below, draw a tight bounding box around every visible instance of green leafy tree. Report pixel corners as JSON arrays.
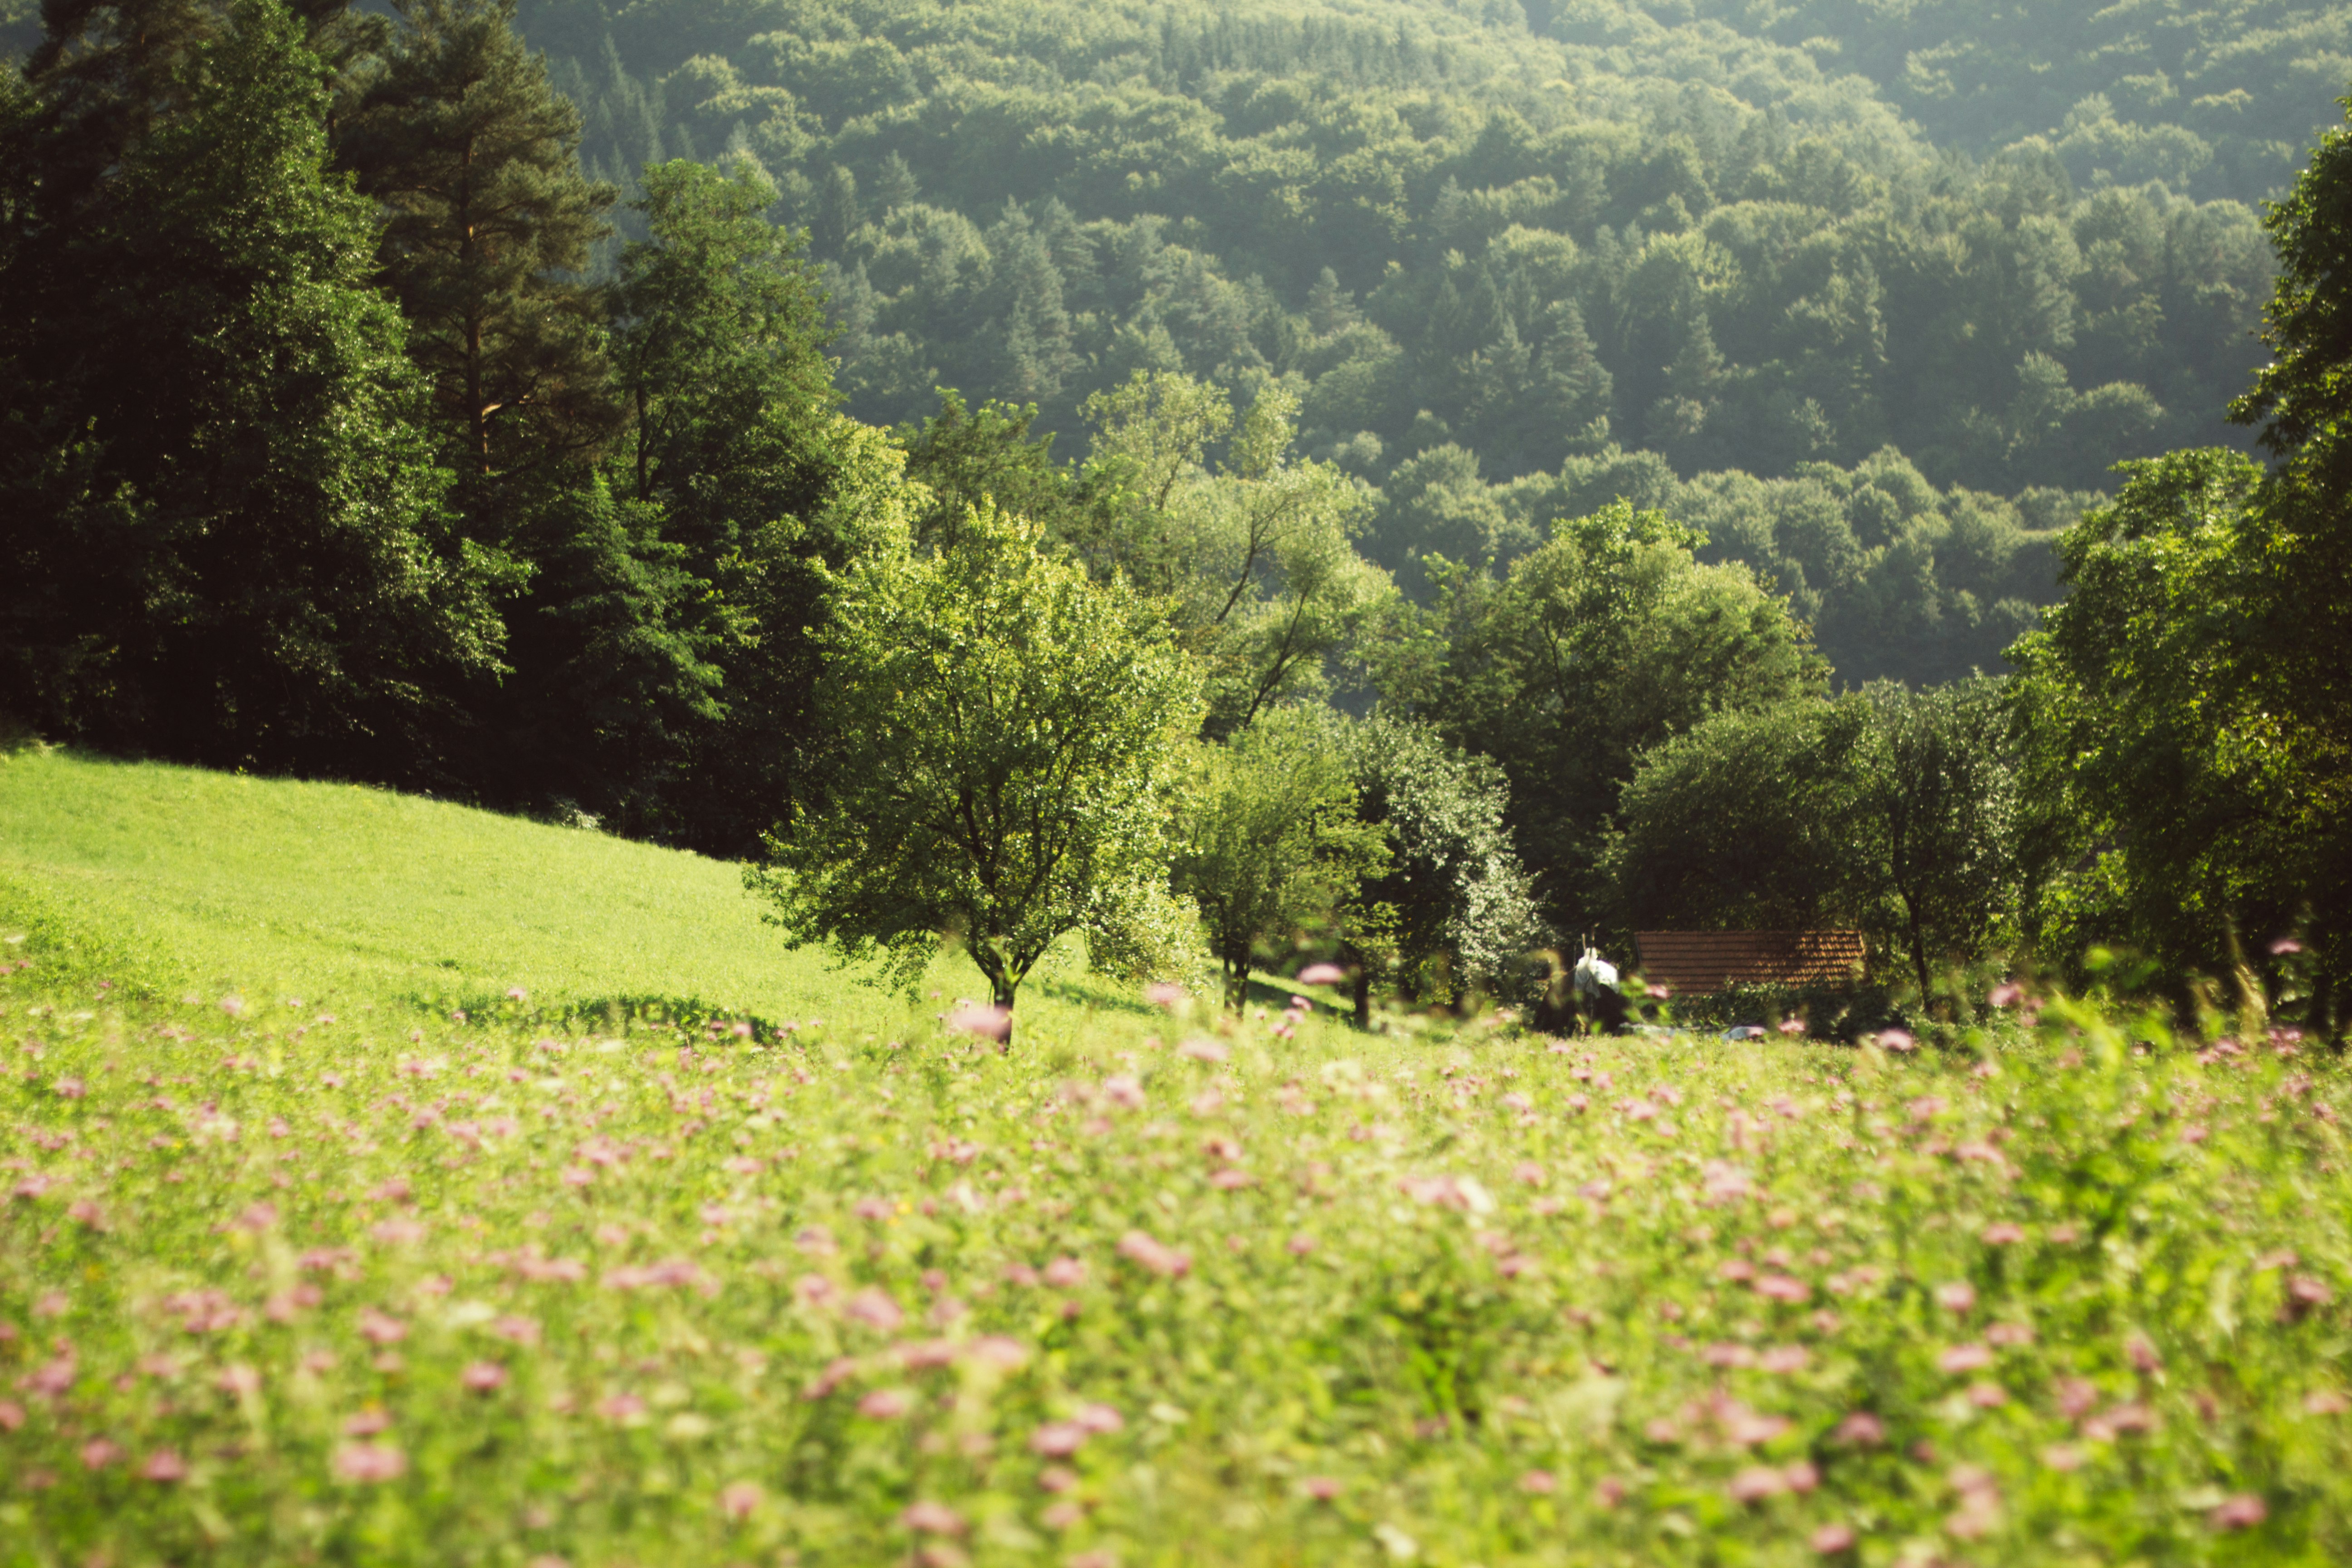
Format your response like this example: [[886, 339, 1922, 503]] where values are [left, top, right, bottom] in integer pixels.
[[1343, 715, 1546, 1019], [2223, 95, 2352, 1017], [1410, 500, 1827, 931], [1604, 681, 2016, 1006], [1171, 706, 1388, 1009], [611, 158, 835, 544], [0, 0, 506, 774], [2009, 449, 2347, 1021], [1081, 374, 1393, 734], [748, 504, 1201, 1033], [896, 390, 1109, 554], [1601, 696, 1877, 938], [338, 0, 619, 490], [1863, 677, 2021, 1008]]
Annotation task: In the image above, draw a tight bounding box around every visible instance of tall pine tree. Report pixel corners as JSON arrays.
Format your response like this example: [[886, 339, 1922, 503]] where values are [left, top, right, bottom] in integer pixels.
[[336, 0, 618, 498]]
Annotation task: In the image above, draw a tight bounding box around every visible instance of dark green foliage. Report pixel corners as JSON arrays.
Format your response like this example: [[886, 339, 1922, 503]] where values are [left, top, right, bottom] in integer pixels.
[[1604, 680, 2019, 1005], [1343, 715, 1546, 1014], [1398, 500, 1825, 933], [896, 392, 1108, 555], [479, 476, 721, 831], [1171, 706, 1388, 1009], [0, 0, 506, 777], [338, 0, 621, 490], [612, 158, 834, 543], [495, 0, 2306, 685], [2009, 450, 2348, 1023], [1867, 678, 2023, 1008], [1602, 697, 1876, 937]]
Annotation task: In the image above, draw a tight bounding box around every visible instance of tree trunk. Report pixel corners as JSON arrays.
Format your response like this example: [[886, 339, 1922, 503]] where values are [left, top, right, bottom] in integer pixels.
[[1906, 897, 1932, 1020]]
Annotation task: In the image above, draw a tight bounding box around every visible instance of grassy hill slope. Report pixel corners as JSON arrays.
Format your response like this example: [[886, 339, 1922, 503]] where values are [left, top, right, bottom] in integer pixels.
[[0, 746, 1121, 1034]]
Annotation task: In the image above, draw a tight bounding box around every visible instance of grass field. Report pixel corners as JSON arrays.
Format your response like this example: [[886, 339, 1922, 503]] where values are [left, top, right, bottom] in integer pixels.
[[0, 745, 1131, 1039], [2, 750, 2349, 1566]]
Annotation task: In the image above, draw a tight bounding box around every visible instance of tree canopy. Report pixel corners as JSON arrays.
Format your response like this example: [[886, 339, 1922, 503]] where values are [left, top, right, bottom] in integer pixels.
[[748, 505, 1202, 1025]]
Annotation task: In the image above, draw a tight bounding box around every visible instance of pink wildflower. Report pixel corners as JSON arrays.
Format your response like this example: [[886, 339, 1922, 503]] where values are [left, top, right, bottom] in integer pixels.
[[843, 1287, 906, 1332], [1287, 1232, 1317, 1254], [1297, 963, 1347, 985], [81, 1439, 122, 1471], [1030, 1422, 1086, 1457], [1754, 1274, 1810, 1303], [1117, 1230, 1191, 1278], [1988, 983, 2024, 1008], [462, 1362, 508, 1392], [946, 1004, 1011, 1043], [1809, 1523, 1857, 1553], [1074, 1402, 1123, 1434], [2210, 1494, 2267, 1531], [2305, 1389, 2349, 1415], [333, 1442, 407, 1482], [1980, 1221, 2025, 1244], [1518, 1469, 1556, 1493], [216, 1363, 262, 1396], [0, 1401, 22, 1431], [1937, 1343, 1994, 1374], [140, 1449, 188, 1483], [1934, 1281, 1978, 1314], [1875, 1029, 1916, 1053], [1832, 1412, 1885, 1446], [858, 1388, 914, 1420], [1176, 1037, 1229, 1063], [1729, 1465, 1788, 1503], [719, 1480, 763, 1521], [900, 1500, 966, 1535], [356, 1308, 407, 1346], [1143, 982, 1186, 1009], [1302, 1476, 1342, 1501]]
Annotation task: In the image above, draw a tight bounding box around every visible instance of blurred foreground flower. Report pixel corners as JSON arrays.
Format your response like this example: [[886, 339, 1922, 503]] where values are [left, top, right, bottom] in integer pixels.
[[946, 1002, 1011, 1042]]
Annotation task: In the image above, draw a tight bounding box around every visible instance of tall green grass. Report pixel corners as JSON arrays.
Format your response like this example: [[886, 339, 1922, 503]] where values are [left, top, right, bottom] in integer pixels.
[[0, 747, 1125, 1034]]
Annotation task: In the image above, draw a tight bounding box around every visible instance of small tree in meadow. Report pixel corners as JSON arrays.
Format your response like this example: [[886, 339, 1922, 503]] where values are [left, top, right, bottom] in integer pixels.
[[1865, 677, 2020, 1009], [747, 505, 1200, 1037]]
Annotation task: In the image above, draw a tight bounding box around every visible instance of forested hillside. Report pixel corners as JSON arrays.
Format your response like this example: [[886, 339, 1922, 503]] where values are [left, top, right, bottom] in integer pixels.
[[6, 0, 2347, 1011], [469, 0, 2323, 680]]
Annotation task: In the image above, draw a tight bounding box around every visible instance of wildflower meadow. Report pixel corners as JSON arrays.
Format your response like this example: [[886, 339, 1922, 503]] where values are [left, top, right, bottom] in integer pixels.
[[3, 970, 2346, 1567]]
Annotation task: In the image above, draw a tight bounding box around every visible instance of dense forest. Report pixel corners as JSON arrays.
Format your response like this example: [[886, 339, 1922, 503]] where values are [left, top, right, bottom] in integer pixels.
[[2, 0, 2346, 1025], [505, 0, 2321, 682]]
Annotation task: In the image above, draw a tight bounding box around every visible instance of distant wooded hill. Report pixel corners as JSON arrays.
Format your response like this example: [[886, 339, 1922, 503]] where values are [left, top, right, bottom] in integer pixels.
[[487, 0, 2332, 683]]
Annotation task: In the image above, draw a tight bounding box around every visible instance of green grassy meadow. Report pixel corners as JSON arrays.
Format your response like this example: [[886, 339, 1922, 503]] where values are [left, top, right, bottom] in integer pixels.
[[2, 751, 2349, 1567], [0, 746, 1131, 1037]]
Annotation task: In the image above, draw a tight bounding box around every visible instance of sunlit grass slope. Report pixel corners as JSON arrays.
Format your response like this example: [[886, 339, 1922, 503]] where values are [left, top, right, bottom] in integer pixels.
[[0, 747, 1118, 1032]]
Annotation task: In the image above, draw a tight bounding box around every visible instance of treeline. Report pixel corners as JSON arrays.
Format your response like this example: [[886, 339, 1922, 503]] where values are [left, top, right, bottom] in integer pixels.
[[1, 0, 2344, 1031], [475, 0, 2317, 684]]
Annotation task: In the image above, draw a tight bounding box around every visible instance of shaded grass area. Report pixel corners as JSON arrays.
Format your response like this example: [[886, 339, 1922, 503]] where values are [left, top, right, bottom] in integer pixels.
[[0, 747, 1130, 1036]]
